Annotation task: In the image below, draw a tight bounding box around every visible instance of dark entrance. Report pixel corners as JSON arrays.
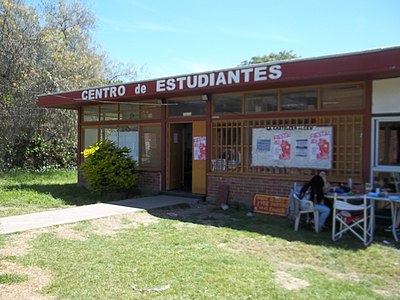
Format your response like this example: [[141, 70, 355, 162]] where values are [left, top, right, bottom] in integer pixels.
[[167, 123, 192, 192]]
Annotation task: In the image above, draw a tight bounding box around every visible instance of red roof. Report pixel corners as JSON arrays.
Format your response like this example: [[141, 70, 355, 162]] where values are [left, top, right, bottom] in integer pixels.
[[37, 46, 400, 109]]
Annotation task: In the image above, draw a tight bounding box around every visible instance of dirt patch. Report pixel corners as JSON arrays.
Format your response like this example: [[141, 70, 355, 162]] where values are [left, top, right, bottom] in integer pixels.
[[0, 230, 47, 257], [90, 212, 159, 236], [274, 270, 310, 290], [0, 261, 54, 300]]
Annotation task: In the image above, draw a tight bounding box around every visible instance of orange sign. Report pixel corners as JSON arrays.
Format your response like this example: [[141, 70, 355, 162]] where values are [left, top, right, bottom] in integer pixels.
[[252, 194, 288, 216]]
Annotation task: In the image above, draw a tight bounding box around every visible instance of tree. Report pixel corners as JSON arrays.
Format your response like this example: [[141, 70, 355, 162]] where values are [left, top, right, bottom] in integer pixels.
[[0, 0, 43, 167], [239, 50, 300, 66], [0, 0, 141, 169]]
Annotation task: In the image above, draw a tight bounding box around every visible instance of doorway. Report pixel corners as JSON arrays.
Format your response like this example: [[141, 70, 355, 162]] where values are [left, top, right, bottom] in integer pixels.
[[168, 123, 192, 192], [167, 121, 206, 194]]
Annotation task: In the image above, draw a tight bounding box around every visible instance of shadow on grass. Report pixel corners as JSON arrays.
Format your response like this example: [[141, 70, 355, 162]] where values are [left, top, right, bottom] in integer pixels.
[[3, 181, 399, 250], [1, 183, 126, 206], [148, 202, 400, 250]]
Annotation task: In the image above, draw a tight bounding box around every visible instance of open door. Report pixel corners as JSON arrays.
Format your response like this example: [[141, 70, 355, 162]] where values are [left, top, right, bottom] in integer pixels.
[[192, 121, 206, 194], [167, 124, 185, 190], [167, 122, 206, 195]]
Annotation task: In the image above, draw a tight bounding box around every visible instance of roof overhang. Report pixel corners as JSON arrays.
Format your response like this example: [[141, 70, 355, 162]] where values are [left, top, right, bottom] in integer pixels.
[[37, 46, 400, 109]]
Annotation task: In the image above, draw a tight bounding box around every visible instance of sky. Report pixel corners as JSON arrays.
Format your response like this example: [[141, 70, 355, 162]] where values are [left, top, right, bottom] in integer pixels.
[[91, 0, 400, 81]]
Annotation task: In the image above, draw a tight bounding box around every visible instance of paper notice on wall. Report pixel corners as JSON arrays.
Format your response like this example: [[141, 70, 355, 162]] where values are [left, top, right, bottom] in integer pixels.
[[295, 139, 308, 157], [273, 132, 291, 160], [252, 126, 332, 169], [256, 139, 271, 152], [193, 136, 206, 160], [310, 130, 331, 160]]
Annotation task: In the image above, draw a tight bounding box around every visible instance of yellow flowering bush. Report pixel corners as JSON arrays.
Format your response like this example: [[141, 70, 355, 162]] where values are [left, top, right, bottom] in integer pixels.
[[82, 143, 100, 159], [80, 140, 139, 195]]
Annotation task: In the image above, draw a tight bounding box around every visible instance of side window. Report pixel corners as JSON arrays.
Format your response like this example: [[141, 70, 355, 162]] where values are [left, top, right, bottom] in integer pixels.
[[375, 119, 400, 167], [372, 117, 400, 192]]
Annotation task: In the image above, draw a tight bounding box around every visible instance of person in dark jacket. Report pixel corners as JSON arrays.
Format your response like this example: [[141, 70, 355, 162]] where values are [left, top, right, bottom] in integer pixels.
[[298, 171, 331, 230]]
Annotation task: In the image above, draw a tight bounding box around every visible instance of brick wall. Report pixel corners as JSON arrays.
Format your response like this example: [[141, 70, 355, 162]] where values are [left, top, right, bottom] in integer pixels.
[[77, 169, 88, 188], [137, 171, 161, 194], [78, 169, 161, 195], [207, 175, 298, 207]]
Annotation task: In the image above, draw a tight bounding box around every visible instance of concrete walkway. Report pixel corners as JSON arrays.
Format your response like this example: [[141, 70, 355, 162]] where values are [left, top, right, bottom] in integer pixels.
[[0, 195, 199, 235]]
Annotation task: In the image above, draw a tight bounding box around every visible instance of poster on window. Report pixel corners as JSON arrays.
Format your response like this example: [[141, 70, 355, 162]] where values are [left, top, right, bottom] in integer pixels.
[[193, 136, 206, 160], [310, 129, 331, 160], [273, 132, 291, 160], [252, 126, 332, 169]]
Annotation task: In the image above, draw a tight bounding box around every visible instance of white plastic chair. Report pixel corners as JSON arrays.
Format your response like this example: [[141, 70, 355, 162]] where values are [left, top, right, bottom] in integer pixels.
[[293, 192, 320, 232], [332, 194, 373, 246]]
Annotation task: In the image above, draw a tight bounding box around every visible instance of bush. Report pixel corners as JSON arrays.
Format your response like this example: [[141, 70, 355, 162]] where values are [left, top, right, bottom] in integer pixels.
[[24, 135, 77, 170], [80, 140, 139, 195]]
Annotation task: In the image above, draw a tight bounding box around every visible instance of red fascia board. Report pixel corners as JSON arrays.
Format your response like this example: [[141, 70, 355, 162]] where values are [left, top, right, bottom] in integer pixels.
[[37, 91, 83, 108], [283, 49, 400, 81], [37, 48, 400, 109]]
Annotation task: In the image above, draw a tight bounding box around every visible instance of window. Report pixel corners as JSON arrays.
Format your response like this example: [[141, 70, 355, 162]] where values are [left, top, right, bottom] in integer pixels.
[[211, 115, 364, 181], [140, 126, 161, 169], [372, 171, 400, 193], [100, 105, 118, 121], [83, 128, 98, 149], [213, 94, 243, 114], [374, 118, 400, 168], [372, 118, 400, 193], [245, 92, 278, 113], [82, 125, 161, 170], [321, 84, 364, 109], [101, 126, 139, 161], [168, 96, 206, 116], [211, 121, 242, 171], [82, 101, 161, 122], [139, 102, 161, 119], [281, 89, 317, 111], [83, 106, 99, 122], [120, 104, 140, 120]]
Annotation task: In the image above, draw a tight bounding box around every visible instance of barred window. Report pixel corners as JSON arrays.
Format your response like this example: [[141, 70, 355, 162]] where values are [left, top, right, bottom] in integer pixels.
[[211, 115, 364, 182]]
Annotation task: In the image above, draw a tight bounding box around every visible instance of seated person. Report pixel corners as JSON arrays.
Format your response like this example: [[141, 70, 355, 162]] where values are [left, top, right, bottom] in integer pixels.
[[298, 171, 331, 230]]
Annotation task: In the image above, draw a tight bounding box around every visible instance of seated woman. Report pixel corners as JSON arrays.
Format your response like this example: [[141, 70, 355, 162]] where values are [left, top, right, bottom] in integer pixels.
[[298, 171, 331, 231]]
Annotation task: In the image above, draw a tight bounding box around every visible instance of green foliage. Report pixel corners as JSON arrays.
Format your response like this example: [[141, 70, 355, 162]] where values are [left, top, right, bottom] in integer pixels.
[[240, 50, 300, 66], [80, 140, 139, 195], [0, 169, 127, 217], [0, 0, 141, 170], [24, 135, 77, 170]]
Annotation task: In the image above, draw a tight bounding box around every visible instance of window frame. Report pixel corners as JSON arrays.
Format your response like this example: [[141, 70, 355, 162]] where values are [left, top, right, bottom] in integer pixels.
[[372, 116, 400, 172], [81, 124, 161, 171]]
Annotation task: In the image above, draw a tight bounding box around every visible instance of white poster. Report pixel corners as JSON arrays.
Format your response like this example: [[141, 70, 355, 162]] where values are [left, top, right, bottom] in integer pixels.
[[309, 129, 331, 161], [193, 136, 206, 160], [273, 132, 291, 160], [252, 126, 332, 169]]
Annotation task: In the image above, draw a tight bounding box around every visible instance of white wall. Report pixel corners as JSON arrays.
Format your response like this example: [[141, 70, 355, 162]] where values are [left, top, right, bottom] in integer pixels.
[[372, 78, 400, 114]]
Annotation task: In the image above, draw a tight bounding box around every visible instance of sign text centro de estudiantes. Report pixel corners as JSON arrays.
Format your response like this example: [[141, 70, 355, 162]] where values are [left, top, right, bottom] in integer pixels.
[[80, 64, 282, 100]]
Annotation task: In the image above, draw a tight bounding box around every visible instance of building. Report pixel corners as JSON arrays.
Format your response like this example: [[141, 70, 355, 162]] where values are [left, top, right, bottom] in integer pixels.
[[37, 46, 400, 206]]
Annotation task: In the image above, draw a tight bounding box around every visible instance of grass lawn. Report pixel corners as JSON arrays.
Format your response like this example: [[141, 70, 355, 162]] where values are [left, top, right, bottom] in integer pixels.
[[0, 169, 400, 299], [0, 169, 127, 217]]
